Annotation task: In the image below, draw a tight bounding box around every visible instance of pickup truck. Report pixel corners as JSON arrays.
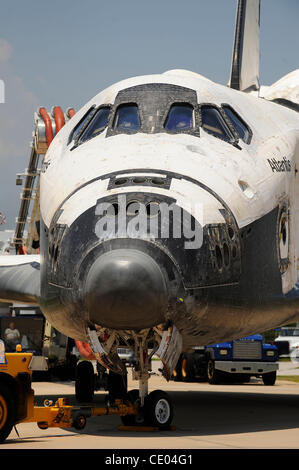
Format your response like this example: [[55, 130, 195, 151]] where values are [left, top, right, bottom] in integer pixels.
[[173, 334, 278, 385], [274, 326, 299, 358]]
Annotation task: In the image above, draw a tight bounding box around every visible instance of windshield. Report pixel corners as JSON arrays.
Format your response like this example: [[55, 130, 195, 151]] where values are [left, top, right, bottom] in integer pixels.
[[68, 106, 95, 143], [79, 106, 110, 143], [201, 105, 232, 141], [222, 105, 250, 143], [164, 104, 194, 131], [280, 328, 299, 337], [114, 103, 140, 132]]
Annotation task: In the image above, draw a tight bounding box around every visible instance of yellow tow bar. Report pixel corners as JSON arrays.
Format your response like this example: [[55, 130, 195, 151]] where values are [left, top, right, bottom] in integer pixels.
[[23, 397, 138, 431]]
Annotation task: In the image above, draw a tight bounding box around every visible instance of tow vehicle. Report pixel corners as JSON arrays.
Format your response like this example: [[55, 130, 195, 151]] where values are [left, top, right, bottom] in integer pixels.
[[173, 335, 278, 385], [0, 340, 171, 443]]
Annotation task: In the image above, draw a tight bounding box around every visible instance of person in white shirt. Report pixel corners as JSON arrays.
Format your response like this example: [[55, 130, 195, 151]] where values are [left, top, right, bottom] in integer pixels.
[[4, 321, 20, 351]]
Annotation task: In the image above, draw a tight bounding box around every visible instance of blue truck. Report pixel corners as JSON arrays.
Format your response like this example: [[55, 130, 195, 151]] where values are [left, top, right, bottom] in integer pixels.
[[173, 334, 278, 385]]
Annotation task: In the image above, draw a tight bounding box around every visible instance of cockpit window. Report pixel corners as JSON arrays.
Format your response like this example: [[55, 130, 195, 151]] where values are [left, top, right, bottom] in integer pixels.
[[68, 106, 95, 144], [113, 103, 140, 132], [201, 105, 232, 141], [78, 106, 110, 143], [164, 104, 194, 132], [222, 105, 251, 143]]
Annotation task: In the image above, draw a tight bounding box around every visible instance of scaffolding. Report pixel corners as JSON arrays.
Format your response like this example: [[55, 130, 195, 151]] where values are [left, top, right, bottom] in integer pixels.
[[12, 106, 75, 254]]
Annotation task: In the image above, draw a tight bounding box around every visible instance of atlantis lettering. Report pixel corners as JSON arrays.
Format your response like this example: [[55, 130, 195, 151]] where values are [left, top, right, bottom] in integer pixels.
[[267, 157, 291, 173]]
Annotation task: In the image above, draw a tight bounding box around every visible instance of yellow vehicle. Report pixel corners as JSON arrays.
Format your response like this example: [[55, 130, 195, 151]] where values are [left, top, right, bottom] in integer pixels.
[[0, 340, 48, 442]]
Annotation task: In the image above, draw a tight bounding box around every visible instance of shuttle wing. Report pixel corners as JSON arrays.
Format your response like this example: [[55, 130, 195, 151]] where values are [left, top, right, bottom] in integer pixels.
[[0, 255, 40, 304], [229, 0, 260, 92]]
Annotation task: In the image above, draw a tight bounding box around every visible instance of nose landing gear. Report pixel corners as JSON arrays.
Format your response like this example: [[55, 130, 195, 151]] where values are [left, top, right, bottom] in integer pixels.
[[84, 325, 180, 429]]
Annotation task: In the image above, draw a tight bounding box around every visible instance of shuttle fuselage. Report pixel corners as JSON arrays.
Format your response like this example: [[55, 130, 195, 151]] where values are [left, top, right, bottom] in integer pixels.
[[38, 70, 299, 350]]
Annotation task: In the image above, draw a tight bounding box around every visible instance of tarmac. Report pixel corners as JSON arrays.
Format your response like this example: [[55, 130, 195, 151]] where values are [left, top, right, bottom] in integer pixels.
[[1, 360, 299, 450]]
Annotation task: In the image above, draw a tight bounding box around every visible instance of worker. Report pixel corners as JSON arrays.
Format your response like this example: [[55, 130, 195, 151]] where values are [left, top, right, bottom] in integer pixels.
[[4, 321, 20, 351]]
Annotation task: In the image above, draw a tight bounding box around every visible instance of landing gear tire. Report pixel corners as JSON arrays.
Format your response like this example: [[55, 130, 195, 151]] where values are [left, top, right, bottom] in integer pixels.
[[262, 371, 276, 386], [107, 370, 128, 403], [121, 389, 146, 426], [145, 390, 173, 429], [207, 359, 222, 384], [75, 361, 95, 403], [0, 383, 15, 443]]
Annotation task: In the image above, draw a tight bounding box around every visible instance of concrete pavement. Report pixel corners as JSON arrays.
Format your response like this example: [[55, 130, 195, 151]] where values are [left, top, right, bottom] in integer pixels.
[[2, 361, 299, 449]]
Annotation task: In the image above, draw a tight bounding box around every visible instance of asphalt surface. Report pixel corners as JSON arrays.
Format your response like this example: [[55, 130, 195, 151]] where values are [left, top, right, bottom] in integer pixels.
[[2, 361, 299, 450]]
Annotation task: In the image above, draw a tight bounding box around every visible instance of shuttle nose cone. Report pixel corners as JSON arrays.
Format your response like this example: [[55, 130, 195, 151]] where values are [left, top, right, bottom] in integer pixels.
[[84, 249, 167, 329]]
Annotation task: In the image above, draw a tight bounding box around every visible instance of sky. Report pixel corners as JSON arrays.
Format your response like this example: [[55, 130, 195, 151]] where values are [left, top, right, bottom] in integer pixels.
[[0, 0, 298, 229]]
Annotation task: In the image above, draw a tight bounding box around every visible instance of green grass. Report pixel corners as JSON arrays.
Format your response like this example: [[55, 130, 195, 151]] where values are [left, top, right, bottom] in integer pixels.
[[277, 375, 299, 383]]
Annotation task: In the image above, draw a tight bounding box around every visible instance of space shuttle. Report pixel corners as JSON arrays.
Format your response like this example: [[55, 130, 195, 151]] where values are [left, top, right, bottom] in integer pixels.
[[0, 0, 298, 427]]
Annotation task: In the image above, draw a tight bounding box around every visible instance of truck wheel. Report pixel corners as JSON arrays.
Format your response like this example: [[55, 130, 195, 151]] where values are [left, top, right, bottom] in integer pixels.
[[181, 354, 195, 382], [75, 361, 95, 403], [144, 390, 173, 429], [0, 383, 15, 443], [262, 371, 276, 386], [172, 355, 182, 382], [207, 359, 221, 384]]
